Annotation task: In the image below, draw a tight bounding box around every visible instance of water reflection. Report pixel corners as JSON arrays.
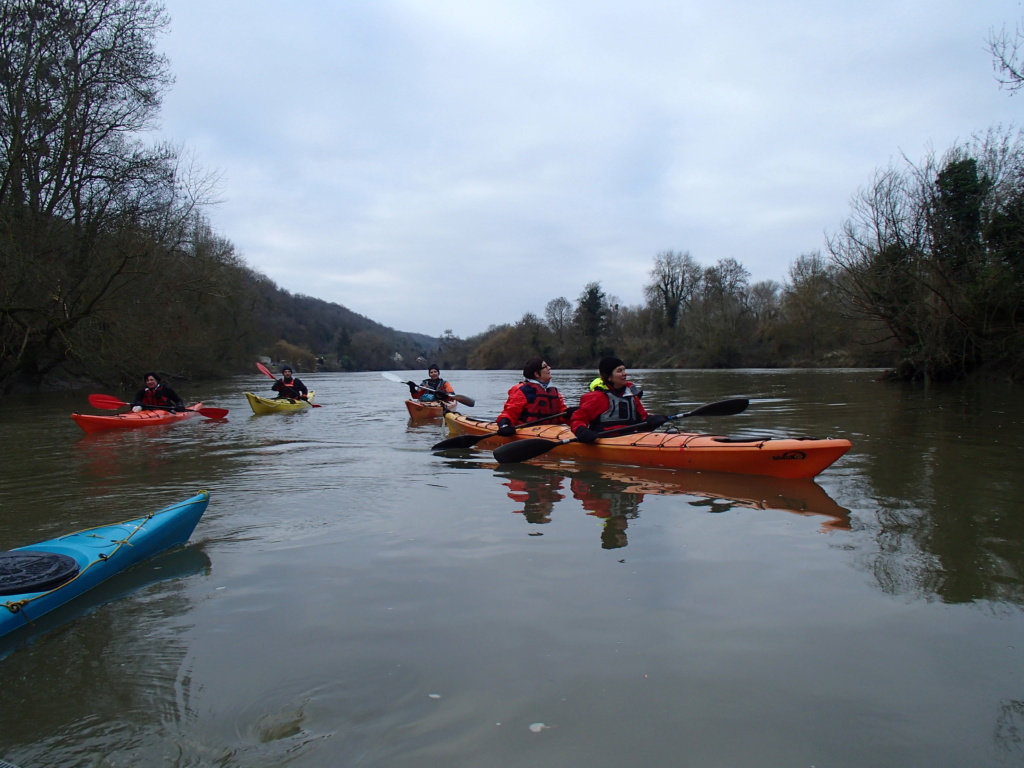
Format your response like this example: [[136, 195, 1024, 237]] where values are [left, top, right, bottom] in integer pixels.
[[995, 700, 1024, 757], [502, 472, 564, 525], [1, 545, 210, 661], [491, 461, 851, 550], [830, 380, 1024, 607], [73, 428, 178, 491], [4, 371, 1023, 766]]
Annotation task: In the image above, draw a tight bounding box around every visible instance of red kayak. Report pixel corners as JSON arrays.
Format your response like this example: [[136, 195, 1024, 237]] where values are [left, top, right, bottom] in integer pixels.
[[71, 404, 205, 433]]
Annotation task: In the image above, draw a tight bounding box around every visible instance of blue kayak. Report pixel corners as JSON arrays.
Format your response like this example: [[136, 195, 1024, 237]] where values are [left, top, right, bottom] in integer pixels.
[[0, 491, 210, 638]]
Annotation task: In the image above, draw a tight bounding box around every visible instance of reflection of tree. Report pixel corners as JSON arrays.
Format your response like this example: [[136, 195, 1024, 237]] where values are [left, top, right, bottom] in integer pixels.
[[994, 699, 1024, 757], [845, 386, 1024, 607]]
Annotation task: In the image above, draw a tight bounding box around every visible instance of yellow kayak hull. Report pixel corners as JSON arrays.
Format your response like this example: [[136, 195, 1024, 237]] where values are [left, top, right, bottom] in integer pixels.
[[245, 391, 316, 414]]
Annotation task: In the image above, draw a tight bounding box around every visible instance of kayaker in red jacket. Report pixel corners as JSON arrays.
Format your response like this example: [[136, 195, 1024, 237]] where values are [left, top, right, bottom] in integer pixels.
[[569, 357, 667, 443], [496, 357, 569, 436], [408, 365, 455, 402], [131, 372, 185, 412], [272, 365, 309, 400]]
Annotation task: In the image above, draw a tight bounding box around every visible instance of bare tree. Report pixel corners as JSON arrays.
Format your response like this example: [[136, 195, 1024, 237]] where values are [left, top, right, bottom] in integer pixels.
[[544, 296, 572, 342], [827, 129, 1024, 379], [988, 20, 1024, 91], [781, 252, 836, 360], [642, 250, 702, 329], [0, 0, 220, 390]]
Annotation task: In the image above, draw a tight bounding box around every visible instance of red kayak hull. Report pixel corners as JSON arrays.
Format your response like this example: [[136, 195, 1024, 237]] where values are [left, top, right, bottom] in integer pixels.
[[71, 404, 204, 433]]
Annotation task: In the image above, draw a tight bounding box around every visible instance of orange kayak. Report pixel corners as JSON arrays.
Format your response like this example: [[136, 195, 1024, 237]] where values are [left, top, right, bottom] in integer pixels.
[[442, 412, 851, 480], [71, 404, 205, 433], [405, 398, 455, 420]]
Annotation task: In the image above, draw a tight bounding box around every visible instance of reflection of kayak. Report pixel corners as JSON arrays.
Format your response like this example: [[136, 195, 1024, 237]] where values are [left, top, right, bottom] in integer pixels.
[[245, 391, 316, 414], [405, 398, 455, 419], [444, 412, 851, 480], [1, 491, 210, 638], [518, 461, 852, 531], [71, 404, 205, 433]]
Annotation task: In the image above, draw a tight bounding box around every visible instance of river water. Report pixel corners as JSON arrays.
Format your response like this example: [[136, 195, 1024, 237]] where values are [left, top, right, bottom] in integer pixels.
[[0, 369, 1021, 767]]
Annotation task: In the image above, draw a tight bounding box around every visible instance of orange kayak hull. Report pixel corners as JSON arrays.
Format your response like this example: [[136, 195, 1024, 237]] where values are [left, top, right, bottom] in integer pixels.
[[443, 412, 850, 480], [71, 404, 204, 433], [405, 398, 453, 420]]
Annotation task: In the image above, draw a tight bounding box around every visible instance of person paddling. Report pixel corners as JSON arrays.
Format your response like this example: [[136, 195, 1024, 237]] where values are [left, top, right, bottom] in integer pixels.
[[569, 357, 667, 443], [272, 365, 309, 400], [409, 365, 455, 402], [130, 372, 185, 412]]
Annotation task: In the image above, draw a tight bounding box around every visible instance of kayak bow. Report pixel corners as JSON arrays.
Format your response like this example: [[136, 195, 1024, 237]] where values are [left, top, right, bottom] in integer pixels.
[[1, 491, 210, 638]]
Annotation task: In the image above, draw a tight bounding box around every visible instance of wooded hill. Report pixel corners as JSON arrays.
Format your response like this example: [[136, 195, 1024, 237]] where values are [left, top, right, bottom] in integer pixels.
[[0, 0, 437, 394], [3, 0, 1021, 394]]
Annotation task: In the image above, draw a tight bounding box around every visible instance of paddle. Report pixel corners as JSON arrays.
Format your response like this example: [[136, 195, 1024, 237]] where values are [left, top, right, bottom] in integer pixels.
[[431, 410, 570, 451], [87, 394, 229, 420], [381, 371, 476, 407], [256, 362, 322, 406], [492, 397, 750, 465]]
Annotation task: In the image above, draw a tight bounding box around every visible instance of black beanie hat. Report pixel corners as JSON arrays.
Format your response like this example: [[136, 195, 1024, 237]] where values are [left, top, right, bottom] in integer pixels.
[[599, 356, 625, 379]]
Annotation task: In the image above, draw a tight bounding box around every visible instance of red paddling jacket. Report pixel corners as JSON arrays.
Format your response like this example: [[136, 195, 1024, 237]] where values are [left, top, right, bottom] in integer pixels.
[[498, 380, 568, 425]]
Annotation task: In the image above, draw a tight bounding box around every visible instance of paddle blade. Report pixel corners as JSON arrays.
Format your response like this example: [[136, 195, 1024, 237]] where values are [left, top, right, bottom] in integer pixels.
[[493, 438, 566, 464], [680, 397, 749, 419], [198, 407, 229, 419], [89, 394, 128, 410], [380, 372, 405, 384], [452, 394, 475, 407], [256, 361, 277, 379], [432, 434, 488, 451]]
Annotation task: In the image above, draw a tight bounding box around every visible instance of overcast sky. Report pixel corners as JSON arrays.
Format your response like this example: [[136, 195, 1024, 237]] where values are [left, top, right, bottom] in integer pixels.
[[155, 0, 1023, 338]]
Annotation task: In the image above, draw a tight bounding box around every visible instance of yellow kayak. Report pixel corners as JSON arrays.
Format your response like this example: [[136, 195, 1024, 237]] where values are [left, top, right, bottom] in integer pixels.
[[244, 391, 316, 414]]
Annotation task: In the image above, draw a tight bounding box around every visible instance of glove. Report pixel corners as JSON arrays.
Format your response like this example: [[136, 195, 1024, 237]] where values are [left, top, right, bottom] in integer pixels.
[[407, 382, 417, 395], [132, 405, 142, 412], [496, 419, 515, 437], [644, 414, 669, 429], [575, 427, 599, 444], [563, 407, 576, 420]]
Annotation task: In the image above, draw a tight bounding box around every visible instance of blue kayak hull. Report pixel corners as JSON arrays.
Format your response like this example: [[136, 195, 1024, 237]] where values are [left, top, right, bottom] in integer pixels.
[[1, 491, 210, 637]]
